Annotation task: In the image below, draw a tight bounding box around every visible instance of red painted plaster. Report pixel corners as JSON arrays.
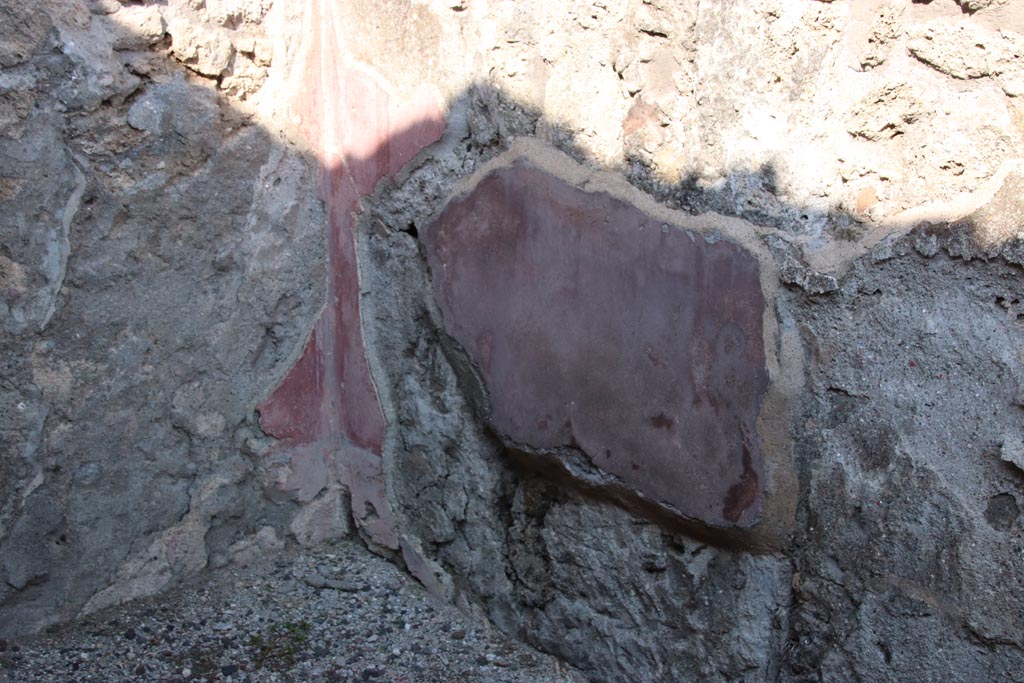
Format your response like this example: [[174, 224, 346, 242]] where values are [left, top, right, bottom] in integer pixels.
[[427, 163, 769, 528], [257, 0, 445, 548]]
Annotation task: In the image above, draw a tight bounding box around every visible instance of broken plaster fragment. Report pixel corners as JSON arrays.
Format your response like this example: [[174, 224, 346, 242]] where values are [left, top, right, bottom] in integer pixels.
[[426, 161, 769, 528]]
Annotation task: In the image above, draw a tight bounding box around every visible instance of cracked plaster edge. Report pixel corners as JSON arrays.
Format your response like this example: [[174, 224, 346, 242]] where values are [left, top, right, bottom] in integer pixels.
[[39, 155, 86, 332]]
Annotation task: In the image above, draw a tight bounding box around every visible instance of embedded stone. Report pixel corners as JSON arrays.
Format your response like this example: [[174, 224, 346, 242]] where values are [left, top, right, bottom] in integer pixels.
[[426, 162, 769, 528]]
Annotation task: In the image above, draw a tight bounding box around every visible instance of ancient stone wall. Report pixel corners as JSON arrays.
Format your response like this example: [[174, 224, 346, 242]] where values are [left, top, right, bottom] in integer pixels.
[[2, 1, 1023, 681], [1, 0, 329, 633]]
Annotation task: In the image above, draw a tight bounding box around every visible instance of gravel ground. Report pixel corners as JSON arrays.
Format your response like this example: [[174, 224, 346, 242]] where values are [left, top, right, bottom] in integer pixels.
[[0, 539, 582, 683]]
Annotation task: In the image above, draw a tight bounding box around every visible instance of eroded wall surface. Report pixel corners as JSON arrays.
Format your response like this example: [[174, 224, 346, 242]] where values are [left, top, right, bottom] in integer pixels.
[[0, 0, 331, 632], [3, 1, 1024, 681]]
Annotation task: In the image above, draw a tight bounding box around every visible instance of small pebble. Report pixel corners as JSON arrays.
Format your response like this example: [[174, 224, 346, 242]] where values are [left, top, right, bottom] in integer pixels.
[[303, 573, 328, 589], [327, 578, 362, 592]]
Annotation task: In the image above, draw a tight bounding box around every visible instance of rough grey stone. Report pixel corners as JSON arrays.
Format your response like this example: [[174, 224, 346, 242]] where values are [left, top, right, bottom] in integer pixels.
[[785, 239, 1024, 680], [0, 3, 326, 636]]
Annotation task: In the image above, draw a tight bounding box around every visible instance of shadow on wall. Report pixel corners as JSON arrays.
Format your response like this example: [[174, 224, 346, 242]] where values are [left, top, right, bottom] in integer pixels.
[[2, 1, 1024, 666], [259, 67, 1023, 554], [317, 76, 1024, 682]]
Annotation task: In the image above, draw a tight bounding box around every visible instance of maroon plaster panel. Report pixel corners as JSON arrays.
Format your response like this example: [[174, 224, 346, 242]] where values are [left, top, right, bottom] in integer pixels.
[[426, 163, 769, 528], [257, 327, 328, 447], [256, 0, 444, 549]]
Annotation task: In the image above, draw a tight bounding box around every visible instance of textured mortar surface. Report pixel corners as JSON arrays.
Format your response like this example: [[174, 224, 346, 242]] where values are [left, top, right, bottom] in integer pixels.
[[362, 143, 1024, 681], [784, 228, 1024, 681], [0, 0, 327, 635]]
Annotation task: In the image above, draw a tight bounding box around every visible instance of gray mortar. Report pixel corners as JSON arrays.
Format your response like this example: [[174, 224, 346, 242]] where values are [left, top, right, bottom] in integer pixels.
[[782, 229, 1024, 681], [0, 14, 327, 636]]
